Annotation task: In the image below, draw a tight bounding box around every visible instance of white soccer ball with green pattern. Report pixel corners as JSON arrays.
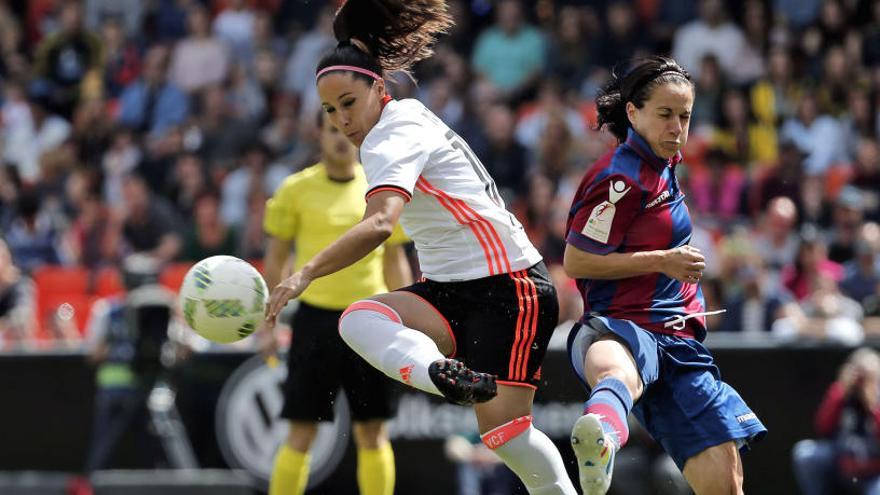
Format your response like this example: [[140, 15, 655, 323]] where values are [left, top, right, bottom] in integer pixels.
[[179, 256, 269, 343]]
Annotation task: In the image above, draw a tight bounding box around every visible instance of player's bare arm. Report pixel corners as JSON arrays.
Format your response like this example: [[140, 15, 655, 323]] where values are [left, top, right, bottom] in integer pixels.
[[265, 191, 406, 319]]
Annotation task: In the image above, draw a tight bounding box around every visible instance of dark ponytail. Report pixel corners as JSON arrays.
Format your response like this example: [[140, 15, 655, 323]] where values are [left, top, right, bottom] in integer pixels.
[[316, 0, 454, 83], [596, 56, 693, 141]]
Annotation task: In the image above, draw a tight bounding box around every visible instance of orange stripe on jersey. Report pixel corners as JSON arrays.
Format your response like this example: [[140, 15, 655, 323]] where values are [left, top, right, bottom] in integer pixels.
[[416, 178, 499, 275], [518, 272, 540, 381], [425, 178, 504, 274], [508, 270, 527, 380], [450, 196, 513, 274], [366, 185, 412, 202], [448, 196, 505, 274]]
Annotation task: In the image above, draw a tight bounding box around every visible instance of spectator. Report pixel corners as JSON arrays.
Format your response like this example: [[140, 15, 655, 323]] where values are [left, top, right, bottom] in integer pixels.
[[780, 91, 847, 176], [4, 188, 65, 273], [220, 140, 288, 228], [717, 258, 797, 335], [212, 0, 256, 63], [841, 223, 880, 315], [711, 88, 778, 169], [193, 84, 256, 171], [671, 0, 752, 83], [781, 234, 845, 301], [595, 1, 651, 71], [281, 6, 335, 119], [85, 0, 143, 38], [64, 174, 121, 269], [851, 137, 880, 222], [515, 78, 586, 156], [167, 4, 231, 93], [2, 81, 72, 183], [117, 45, 189, 137], [72, 95, 114, 167], [119, 173, 183, 263], [471, 0, 546, 102], [687, 148, 747, 222], [32, 0, 102, 118], [772, 275, 864, 344], [750, 46, 805, 127], [751, 138, 808, 215], [165, 152, 209, 222], [181, 189, 238, 261], [474, 104, 528, 202], [750, 196, 801, 277], [226, 62, 266, 124], [774, 0, 822, 31], [101, 128, 141, 209], [793, 348, 880, 495], [546, 5, 594, 92], [98, 16, 140, 99], [0, 238, 36, 350], [691, 55, 724, 128], [827, 186, 868, 264]]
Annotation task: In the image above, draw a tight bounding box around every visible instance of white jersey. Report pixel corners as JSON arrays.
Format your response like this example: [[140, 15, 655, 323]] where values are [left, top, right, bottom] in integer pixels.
[[360, 99, 542, 282]]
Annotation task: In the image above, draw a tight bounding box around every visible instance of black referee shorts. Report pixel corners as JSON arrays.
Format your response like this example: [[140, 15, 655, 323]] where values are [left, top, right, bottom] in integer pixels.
[[398, 261, 558, 388], [281, 301, 397, 422]]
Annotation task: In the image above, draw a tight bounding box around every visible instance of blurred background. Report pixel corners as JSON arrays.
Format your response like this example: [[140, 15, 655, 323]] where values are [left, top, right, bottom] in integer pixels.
[[1, 0, 880, 494]]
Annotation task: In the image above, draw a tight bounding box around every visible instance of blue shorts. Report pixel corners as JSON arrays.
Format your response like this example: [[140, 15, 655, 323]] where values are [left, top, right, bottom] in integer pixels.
[[567, 315, 767, 469]]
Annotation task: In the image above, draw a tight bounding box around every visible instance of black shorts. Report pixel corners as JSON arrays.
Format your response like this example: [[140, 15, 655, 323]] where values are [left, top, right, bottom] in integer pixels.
[[398, 261, 558, 388], [281, 301, 397, 422]]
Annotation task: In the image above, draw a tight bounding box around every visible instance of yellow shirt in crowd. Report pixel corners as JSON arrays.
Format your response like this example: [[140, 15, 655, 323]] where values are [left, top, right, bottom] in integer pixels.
[[263, 163, 408, 311]]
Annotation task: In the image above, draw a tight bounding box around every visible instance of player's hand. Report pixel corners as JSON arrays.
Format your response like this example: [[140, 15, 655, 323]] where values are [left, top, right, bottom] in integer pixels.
[[661, 245, 706, 284], [265, 271, 312, 322]]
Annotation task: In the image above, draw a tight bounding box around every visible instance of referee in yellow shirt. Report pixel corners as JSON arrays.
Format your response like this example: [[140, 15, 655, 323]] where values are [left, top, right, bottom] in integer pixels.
[[261, 112, 412, 495]]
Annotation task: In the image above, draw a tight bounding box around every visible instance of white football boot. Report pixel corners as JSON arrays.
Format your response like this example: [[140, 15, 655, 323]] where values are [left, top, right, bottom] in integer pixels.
[[570, 413, 618, 495]]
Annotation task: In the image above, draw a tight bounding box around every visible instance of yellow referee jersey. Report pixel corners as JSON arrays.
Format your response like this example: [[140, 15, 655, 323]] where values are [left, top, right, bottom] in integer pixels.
[[263, 163, 408, 311]]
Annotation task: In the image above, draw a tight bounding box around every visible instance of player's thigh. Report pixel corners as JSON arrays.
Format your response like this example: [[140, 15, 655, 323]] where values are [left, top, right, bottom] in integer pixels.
[[473, 384, 535, 434], [369, 291, 455, 356], [584, 334, 644, 400], [682, 441, 744, 495]]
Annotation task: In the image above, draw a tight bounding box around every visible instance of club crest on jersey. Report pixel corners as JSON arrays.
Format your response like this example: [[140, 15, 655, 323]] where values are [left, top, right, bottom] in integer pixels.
[[582, 180, 630, 244]]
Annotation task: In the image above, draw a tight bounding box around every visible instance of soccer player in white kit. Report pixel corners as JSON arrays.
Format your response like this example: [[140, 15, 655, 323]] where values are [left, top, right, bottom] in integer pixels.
[[263, 1, 577, 493]]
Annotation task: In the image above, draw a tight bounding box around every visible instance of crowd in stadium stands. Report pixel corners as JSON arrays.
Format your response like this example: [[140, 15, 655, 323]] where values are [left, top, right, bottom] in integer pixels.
[[1, 0, 880, 349]]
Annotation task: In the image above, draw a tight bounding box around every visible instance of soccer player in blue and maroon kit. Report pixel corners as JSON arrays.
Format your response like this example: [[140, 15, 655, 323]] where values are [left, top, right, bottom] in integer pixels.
[[564, 56, 767, 495]]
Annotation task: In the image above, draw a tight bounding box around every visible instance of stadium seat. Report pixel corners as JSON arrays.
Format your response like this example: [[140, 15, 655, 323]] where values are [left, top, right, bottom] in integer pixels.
[[160, 263, 194, 293], [94, 267, 126, 297], [32, 266, 90, 295]]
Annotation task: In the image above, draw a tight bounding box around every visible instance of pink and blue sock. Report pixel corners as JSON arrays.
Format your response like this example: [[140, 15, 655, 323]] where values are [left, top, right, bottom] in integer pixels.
[[584, 377, 632, 447]]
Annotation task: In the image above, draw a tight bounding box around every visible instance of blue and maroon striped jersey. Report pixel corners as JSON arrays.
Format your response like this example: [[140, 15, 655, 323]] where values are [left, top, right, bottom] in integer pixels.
[[566, 128, 708, 340]]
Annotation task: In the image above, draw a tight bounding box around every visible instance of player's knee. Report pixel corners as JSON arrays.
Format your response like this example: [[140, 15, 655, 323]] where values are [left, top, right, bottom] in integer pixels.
[[592, 368, 642, 398], [286, 421, 319, 452], [352, 420, 388, 450], [339, 299, 401, 341]]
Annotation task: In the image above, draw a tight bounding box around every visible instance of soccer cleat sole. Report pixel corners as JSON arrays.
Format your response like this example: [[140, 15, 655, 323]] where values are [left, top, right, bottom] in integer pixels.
[[571, 413, 615, 495]]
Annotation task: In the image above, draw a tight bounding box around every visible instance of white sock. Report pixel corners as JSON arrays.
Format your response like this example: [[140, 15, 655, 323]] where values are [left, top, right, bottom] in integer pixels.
[[338, 300, 443, 396], [481, 416, 578, 495]]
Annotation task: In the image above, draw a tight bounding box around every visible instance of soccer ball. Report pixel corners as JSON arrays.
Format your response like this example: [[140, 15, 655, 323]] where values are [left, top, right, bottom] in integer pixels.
[[179, 256, 269, 343]]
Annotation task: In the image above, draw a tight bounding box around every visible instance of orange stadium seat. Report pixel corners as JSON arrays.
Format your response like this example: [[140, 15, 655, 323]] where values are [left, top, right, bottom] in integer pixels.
[[160, 262, 194, 293], [94, 267, 125, 297], [32, 266, 90, 295]]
